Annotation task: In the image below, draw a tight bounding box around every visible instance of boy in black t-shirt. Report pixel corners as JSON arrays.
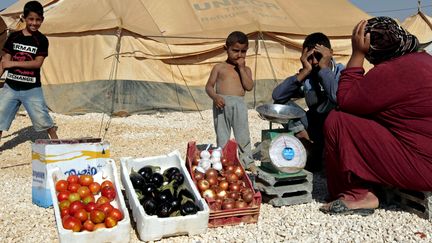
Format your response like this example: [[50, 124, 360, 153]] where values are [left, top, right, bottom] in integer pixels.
[[0, 1, 58, 141]]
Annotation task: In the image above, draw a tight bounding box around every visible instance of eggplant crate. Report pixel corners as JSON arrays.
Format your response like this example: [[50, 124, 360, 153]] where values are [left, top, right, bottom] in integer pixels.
[[48, 158, 131, 243], [120, 150, 210, 242]]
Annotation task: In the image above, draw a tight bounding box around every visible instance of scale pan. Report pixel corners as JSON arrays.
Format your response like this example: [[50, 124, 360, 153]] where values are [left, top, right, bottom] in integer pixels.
[[256, 104, 306, 124]]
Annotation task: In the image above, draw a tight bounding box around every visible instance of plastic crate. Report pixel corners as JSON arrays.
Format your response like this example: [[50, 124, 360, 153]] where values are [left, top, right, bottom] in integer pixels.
[[48, 159, 131, 243], [120, 150, 210, 242], [186, 140, 262, 227]]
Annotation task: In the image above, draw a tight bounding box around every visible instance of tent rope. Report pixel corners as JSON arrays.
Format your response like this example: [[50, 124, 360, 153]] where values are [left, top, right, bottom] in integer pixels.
[[253, 34, 259, 108], [259, 32, 278, 85], [99, 27, 122, 140]]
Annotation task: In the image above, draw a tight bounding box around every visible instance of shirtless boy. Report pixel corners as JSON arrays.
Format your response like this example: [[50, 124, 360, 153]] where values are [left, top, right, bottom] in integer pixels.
[[205, 31, 256, 172]]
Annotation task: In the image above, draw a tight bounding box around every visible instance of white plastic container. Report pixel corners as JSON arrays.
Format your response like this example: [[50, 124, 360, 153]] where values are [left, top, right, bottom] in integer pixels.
[[48, 158, 131, 243], [120, 150, 210, 242]]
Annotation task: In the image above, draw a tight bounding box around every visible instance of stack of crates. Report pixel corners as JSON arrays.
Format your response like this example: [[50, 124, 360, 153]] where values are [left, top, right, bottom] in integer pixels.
[[382, 188, 432, 220]]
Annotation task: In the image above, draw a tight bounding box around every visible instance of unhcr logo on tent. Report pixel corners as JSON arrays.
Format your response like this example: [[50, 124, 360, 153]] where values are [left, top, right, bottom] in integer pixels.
[[192, 0, 281, 11]]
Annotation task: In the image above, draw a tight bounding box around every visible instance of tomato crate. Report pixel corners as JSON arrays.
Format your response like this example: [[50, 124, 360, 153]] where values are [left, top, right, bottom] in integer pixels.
[[48, 158, 131, 243], [120, 150, 210, 242], [186, 140, 262, 228]]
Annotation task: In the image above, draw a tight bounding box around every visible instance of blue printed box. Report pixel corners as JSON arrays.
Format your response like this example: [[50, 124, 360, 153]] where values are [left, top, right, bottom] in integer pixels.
[[31, 138, 109, 208]]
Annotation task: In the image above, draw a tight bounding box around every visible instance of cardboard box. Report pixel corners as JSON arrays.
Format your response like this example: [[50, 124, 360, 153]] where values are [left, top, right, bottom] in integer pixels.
[[31, 138, 109, 207]]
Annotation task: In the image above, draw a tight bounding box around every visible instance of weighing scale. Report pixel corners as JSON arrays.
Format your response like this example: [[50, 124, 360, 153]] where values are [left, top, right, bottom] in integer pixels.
[[254, 103, 313, 206], [255, 103, 307, 174]]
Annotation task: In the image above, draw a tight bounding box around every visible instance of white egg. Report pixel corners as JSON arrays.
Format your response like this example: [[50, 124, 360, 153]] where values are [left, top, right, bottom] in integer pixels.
[[199, 159, 211, 171], [210, 157, 220, 164], [200, 150, 211, 159], [212, 161, 223, 171], [211, 150, 221, 158]]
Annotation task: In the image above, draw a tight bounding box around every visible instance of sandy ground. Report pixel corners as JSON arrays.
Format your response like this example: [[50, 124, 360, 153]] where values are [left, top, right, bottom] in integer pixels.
[[0, 110, 431, 243]]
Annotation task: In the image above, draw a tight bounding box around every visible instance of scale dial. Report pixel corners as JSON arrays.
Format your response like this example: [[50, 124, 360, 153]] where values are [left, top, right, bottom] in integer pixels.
[[269, 134, 307, 173]]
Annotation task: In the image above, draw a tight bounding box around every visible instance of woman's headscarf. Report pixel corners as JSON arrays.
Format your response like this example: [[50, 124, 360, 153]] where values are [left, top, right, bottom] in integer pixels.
[[365, 16, 419, 64]]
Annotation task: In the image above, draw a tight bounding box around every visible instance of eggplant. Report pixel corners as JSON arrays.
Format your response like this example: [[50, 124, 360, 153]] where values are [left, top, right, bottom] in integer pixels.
[[169, 197, 181, 211], [149, 172, 164, 188], [169, 172, 184, 186], [138, 165, 160, 181], [156, 189, 173, 203], [180, 201, 198, 216], [142, 198, 158, 215], [163, 167, 180, 180], [177, 188, 195, 201], [157, 202, 172, 218], [141, 183, 157, 198], [130, 169, 146, 189]]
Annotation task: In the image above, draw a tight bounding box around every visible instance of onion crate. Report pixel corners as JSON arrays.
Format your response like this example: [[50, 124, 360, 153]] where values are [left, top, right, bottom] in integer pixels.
[[48, 158, 131, 243], [186, 140, 262, 228], [120, 150, 210, 242]]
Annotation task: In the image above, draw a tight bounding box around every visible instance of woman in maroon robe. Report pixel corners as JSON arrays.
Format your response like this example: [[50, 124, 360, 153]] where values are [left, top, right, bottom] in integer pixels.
[[320, 17, 432, 215]]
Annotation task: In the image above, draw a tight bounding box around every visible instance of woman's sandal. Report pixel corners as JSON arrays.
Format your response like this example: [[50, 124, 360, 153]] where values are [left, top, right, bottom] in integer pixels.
[[319, 199, 375, 216]]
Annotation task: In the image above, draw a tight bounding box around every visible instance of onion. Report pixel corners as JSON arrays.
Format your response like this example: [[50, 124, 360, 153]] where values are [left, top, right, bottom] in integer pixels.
[[215, 188, 227, 199], [218, 180, 229, 191], [194, 171, 205, 181], [206, 168, 218, 179], [197, 179, 210, 191], [226, 172, 239, 183], [222, 199, 235, 210], [207, 176, 218, 186], [242, 191, 254, 203], [233, 166, 245, 179], [235, 199, 248, 208], [229, 182, 241, 192], [227, 191, 240, 200], [202, 189, 216, 200]]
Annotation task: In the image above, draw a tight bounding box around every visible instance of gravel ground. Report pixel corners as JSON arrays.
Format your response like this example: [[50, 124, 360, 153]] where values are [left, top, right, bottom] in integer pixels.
[[0, 109, 431, 243]]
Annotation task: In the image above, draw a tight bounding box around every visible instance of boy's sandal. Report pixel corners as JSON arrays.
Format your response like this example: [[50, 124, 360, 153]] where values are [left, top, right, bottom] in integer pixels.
[[319, 199, 375, 216]]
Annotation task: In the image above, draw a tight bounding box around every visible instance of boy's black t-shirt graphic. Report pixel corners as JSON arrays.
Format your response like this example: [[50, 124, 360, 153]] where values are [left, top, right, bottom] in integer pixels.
[[3, 30, 48, 90]]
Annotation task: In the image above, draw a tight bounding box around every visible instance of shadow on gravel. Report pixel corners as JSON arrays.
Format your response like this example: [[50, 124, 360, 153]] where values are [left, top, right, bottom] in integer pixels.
[[0, 126, 49, 152]]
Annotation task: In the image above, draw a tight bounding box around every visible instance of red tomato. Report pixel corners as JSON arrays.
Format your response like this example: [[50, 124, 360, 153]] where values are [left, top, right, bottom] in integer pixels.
[[100, 180, 114, 189], [96, 196, 110, 205], [69, 201, 85, 215], [57, 191, 71, 202], [77, 186, 91, 199], [79, 175, 94, 186], [98, 202, 114, 215], [74, 208, 89, 222], [83, 219, 95, 232], [104, 216, 118, 228], [89, 182, 101, 195], [62, 216, 82, 232], [82, 194, 95, 205], [55, 180, 69, 192], [60, 208, 70, 218], [68, 192, 81, 202], [58, 200, 71, 210], [108, 208, 124, 221], [93, 223, 106, 231], [85, 202, 98, 212], [90, 209, 106, 224], [101, 186, 116, 201], [67, 175, 79, 184], [67, 183, 81, 193]]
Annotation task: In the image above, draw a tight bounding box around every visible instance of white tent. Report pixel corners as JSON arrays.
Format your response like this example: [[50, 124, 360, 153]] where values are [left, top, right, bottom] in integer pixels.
[[1, 0, 370, 114]]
